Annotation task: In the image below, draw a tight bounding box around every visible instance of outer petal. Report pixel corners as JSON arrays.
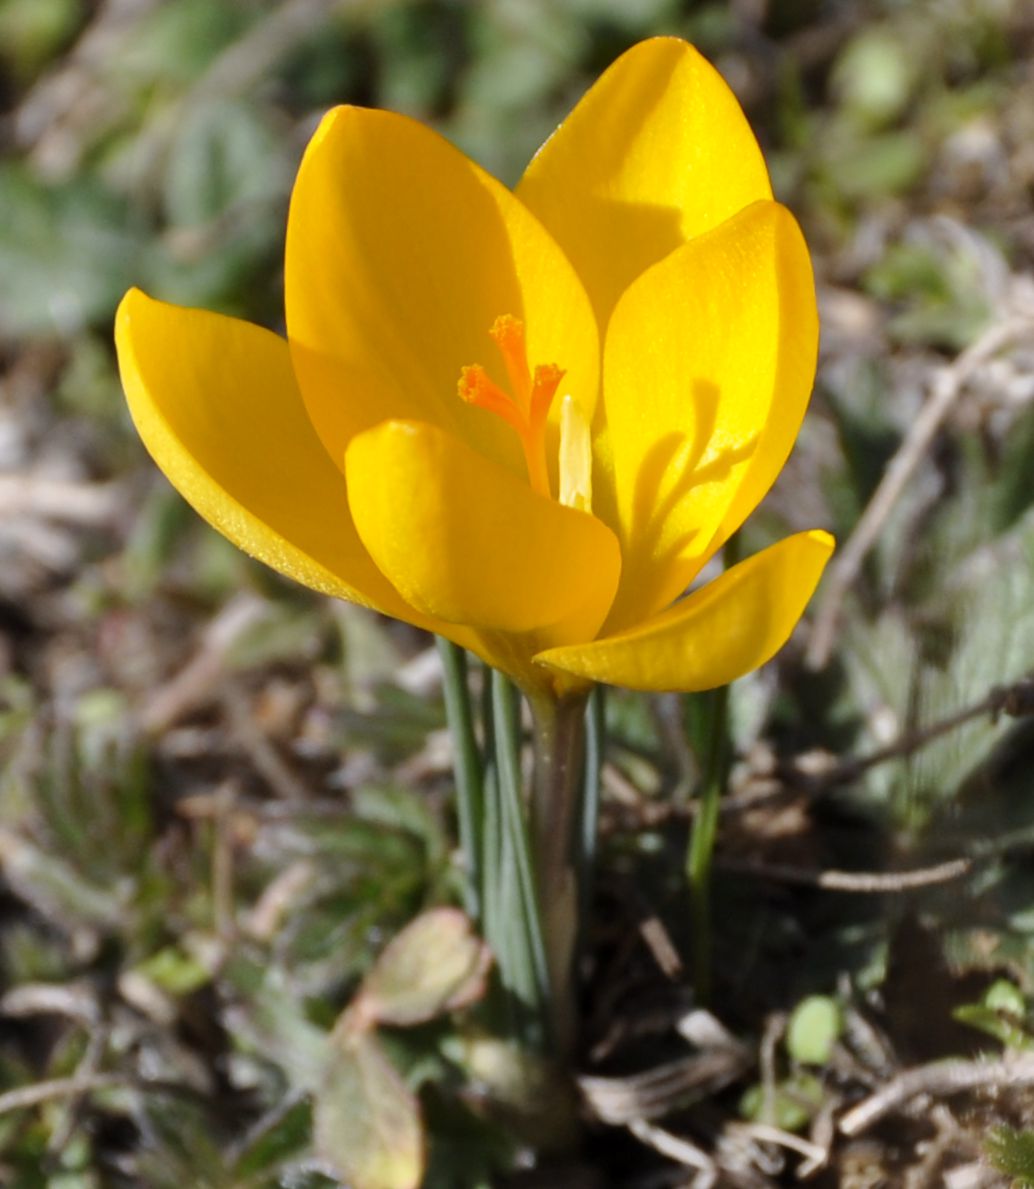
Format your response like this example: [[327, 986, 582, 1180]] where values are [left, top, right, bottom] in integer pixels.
[[600, 200, 817, 632], [115, 288, 429, 626], [286, 106, 598, 481], [536, 530, 833, 692], [345, 420, 620, 644], [516, 37, 771, 329]]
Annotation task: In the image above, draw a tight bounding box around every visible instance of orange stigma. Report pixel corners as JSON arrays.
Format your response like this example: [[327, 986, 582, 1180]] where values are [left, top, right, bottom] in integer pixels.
[[458, 316, 564, 498]]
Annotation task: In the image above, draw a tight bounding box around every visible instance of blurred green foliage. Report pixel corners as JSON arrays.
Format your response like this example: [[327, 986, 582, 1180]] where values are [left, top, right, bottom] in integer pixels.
[[3, 0, 1034, 1182]]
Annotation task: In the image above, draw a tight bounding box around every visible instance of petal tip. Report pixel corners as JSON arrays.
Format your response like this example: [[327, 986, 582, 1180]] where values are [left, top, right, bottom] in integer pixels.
[[115, 285, 149, 325], [114, 288, 152, 366], [305, 104, 379, 162], [807, 528, 836, 556], [619, 34, 701, 65]]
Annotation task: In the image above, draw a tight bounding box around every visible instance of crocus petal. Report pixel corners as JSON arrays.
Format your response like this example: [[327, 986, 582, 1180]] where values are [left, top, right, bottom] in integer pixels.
[[345, 420, 620, 643], [517, 37, 772, 329], [286, 106, 598, 481], [600, 200, 817, 633], [115, 288, 432, 626], [535, 530, 833, 692]]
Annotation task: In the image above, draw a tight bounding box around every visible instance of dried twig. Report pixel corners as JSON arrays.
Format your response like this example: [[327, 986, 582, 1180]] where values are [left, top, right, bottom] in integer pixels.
[[718, 855, 972, 893], [638, 914, 684, 980], [110, 0, 345, 187], [0, 476, 122, 525], [603, 675, 1034, 839], [221, 683, 312, 803], [1, 982, 99, 1025], [807, 316, 1034, 669], [0, 1073, 128, 1116], [7, 0, 163, 164], [839, 1052, 1034, 1136], [904, 1104, 963, 1189], [791, 676, 1034, 791], [190, 0, 341, 105], [627, 1117, 716, 1182], [244, 860, 316, 942], [139, 595, 269, 733], [10, 0, 344, 177], [48, 1017, 110, 1155], [732, 1122, 828, 1167], [580, 1050, 749, 1125], [210, 781, 238, 942]]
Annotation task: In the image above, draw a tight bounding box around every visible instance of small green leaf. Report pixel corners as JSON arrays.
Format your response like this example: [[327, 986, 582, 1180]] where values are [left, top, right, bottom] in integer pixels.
[[0, 163, 142, 337], [985, 980, 1027, 1018], [739, 1072, 825, 1132], [787, 995, 842, 1066], [358, 908, 491, 1027], [0, 0, 80, 81], [953, 979, 1032, 1051], [314, 1032, 424, 1189], [163, 99, 286, 228], [953, 1004, 1032, 1051], [987, 1126, 1034, 1186], [132, 945, 211, 997], [832, 27, 917, 128]]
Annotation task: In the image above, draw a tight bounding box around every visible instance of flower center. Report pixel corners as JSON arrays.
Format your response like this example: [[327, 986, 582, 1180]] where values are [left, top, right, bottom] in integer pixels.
[[458, 314, 564, 500]]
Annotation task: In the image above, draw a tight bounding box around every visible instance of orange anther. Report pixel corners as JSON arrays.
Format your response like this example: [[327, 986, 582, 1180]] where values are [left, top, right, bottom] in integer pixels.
[[530, 363, 565, 429], [458, 364, 526, 434], [488, 314, 532, 411], [458, 315, 566, 500]]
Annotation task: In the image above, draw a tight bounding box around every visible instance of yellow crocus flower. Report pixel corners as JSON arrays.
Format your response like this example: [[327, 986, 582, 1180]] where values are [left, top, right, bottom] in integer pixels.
[[115, 38, 833, 698]]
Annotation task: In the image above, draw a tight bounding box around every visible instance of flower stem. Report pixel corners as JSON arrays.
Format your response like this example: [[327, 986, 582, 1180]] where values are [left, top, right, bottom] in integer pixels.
[[489, 671, 550, 1045], [436, 638, 483, 919], [685, 681, 731, 1005], [578, 688, 605, 939], [528, 689, 590, 1059]]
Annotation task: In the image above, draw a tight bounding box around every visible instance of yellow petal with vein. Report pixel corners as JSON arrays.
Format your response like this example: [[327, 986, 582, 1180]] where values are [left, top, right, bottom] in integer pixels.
[[536, 530, 833, 692], [600, 200, 817, 632], [517, 37, 771, 329], [115, 288, 432, 626], [286, 106, 598, 481]]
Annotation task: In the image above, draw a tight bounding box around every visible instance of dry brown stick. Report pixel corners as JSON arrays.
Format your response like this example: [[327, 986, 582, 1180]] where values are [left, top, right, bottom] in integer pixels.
[[0, 1073, 128, 1116], [806, 316, 1034, 670], [221, 683, 312, 803], [904, 1104, 961, 1189], [47, 1017, 110, 1155], [139, 594, 269, 734], [210, 782, 238, 942], [121, 0, 347, 188], [609, 678, 1034, 835], [638, 913, 684, 980], [580, 1050, 749, 1125], [10, 0, 164, 168], [626, 1118, 716, 1178], [732, 1122, 828, 1166], [12, 0, 344, 175], [788, 674, 1034, 791], [1, 982, 99, 1024], [0, 1072, 199, 1117], [718, 855, 972, 893], [191, 0, 340, 104], [839, 1052, 1034, 1136], [802, 694, 998, 787], [0, 476, 123, 526]]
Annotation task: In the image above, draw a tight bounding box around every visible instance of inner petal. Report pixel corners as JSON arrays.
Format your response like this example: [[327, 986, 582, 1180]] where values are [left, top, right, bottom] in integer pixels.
[[345, 419, 620, 645]]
